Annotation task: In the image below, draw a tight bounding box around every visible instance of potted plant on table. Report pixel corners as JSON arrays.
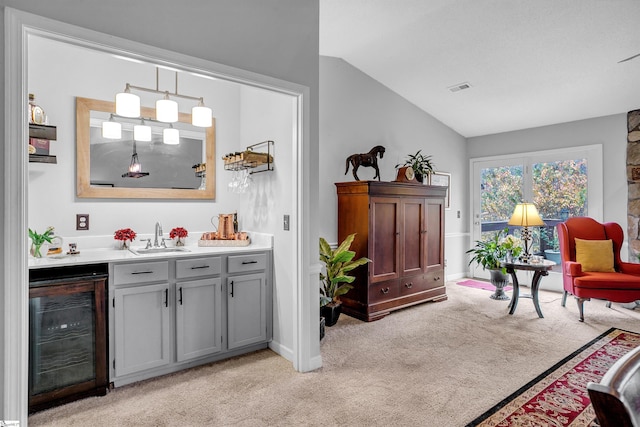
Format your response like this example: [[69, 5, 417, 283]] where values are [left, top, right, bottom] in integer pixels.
[[319, 233, 369, 327], [29, 226, 55, 258], [466, 227, 522, 300], [396, 150, 435, 183]]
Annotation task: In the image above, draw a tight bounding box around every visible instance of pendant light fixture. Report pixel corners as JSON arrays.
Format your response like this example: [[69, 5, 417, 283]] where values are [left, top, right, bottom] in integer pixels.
[[122, 140, 149, 178], [192, 99, 213, 127], [133, 119, 152, 142], [163, 124, 180, 145], [101, 114, 122, 139], [115, 84, 140, 118], [114, 68, 213, 127], [156, 92, 179, 123]]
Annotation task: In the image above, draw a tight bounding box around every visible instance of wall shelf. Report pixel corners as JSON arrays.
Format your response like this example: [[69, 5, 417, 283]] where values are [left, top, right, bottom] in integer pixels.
[[29, 154, 57, 164], [223, 140, 274, 174]]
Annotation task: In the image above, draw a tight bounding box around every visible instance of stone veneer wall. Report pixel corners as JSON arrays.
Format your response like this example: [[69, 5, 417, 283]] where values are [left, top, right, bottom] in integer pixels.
[[627, 109, 640, 260]]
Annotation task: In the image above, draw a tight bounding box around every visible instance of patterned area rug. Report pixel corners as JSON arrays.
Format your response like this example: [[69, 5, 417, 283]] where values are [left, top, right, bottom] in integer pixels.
[[457, 279, 512, 292], [466, 328, 640, 427]]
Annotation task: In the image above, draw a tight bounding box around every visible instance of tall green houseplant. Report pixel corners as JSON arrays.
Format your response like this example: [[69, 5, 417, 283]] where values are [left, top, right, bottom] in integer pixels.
[[319, 233, 369, 326]]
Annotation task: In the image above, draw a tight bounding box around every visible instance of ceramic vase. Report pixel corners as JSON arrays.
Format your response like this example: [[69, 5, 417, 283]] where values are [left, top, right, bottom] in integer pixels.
[[489, 269, 510, 300]]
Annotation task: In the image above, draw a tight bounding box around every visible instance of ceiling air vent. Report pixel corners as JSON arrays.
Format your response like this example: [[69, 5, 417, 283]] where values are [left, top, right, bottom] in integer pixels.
[[448, 82, 471, 93]]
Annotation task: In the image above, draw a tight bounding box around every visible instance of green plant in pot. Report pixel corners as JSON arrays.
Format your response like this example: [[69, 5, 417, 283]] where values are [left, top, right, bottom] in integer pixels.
[[396, 150, 435, 183], [541, 227, 561, 264], [466, 227, 522, 300], [319, 233, 369, 327], [28, 226, 55, 258]]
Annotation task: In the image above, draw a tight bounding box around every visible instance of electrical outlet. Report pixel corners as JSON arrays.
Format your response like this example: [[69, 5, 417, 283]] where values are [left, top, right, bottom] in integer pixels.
[[76, 214, 89, 231]]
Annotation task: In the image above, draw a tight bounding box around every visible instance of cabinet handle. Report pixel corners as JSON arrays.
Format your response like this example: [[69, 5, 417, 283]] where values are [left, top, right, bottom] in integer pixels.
[[434, 276, 440, 281], [241, 260, 258, 265], [230, 280, 234, 297], [421, 230, 427, 234], [405, 282, 413, 289], [131, 270, 154, 275], [381, 287, 389, 294], [164, 288, 168, 307], [190, 265, 210, 270], [179, 287, 183, 305]]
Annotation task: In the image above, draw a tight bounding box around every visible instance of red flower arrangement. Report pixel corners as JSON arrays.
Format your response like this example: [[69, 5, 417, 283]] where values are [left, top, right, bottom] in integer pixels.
[[170, 227, 188, 246], [114, 228, 137, 242], [170, 227, 188, 239]]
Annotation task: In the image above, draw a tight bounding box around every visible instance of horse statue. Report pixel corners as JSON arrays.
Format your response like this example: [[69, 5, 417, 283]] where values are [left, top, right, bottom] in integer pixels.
[[345, 145, 386, 181]]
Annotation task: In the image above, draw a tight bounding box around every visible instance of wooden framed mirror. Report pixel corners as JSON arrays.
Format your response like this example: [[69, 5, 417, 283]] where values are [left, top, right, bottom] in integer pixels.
[[76, 97, 215, 199]]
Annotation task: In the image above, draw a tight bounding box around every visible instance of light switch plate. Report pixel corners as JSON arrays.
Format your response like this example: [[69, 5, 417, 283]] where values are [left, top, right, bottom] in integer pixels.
[[283, 214, 290, 231], [76, 214, 89, 231]]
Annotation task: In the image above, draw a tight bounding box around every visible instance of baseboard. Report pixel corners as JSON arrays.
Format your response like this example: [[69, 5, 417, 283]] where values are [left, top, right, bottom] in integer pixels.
[[268, 339, 294, 363]]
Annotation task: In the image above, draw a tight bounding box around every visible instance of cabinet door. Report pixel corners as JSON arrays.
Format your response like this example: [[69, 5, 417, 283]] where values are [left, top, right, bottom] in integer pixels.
[[370, 197, 401, 282], [114, 283, 171, 377], [426, 198, 445, 271], [401, 198, 426, 276], [176, 278, 222, 362], [227, 273, 267, 350]]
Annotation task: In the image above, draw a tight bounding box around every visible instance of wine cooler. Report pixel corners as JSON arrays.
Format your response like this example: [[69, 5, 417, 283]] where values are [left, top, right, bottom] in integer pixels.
[[29, 264, 108, 413]]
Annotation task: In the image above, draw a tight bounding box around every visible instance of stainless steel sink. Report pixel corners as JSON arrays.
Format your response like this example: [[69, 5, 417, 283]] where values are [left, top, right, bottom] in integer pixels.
[[130, 247, 191, 255]]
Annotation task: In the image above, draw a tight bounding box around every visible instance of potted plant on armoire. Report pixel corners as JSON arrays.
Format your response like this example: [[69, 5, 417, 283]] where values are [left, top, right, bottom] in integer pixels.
[[319, 233, 369, 327]]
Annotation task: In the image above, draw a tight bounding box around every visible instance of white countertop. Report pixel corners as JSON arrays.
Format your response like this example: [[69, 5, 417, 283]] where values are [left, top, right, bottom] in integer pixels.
[[29, 232, 273, 269]]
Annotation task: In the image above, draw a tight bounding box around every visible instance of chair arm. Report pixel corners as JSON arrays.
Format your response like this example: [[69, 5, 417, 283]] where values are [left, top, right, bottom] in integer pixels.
[[565, 261, 583, 276], [618, 261, 640, 275]]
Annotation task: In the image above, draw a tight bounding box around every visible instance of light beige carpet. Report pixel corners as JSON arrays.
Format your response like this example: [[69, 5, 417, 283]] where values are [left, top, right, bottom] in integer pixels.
[[29, 281, 640, 426]]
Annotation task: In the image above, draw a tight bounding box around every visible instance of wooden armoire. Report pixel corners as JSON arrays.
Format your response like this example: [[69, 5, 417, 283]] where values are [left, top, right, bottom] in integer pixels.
[[336, 181, 447, 322]]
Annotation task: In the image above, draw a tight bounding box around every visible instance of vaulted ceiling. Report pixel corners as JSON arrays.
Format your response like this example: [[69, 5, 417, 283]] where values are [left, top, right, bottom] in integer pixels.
[[320, 0, 640, 137]]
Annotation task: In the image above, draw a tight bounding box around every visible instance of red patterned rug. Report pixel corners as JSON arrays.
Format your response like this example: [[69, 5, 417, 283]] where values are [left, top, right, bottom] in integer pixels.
[[466, 328, 640, 426]]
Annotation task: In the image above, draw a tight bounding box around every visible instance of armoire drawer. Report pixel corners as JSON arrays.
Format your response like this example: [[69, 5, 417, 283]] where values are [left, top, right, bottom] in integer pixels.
[[369, 279, 400, 303], [425, 270, 445, 288]]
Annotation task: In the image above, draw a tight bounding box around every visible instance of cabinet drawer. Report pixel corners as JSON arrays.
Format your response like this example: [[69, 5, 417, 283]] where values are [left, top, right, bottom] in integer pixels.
[[399, 275, 428, 296], [228, 253, 267, 274], [369, 279, 400, 304], [425, 269, 445, 289], [176, 257, 221, 279], [112, 261, 169, 285]]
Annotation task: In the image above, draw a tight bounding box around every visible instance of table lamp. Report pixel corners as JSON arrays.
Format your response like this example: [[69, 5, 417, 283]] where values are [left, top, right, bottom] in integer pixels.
[[508, 202, 545, 263]]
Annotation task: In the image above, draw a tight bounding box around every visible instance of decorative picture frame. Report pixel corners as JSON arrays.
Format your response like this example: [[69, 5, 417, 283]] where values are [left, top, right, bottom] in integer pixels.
[[429, 172, 451, 209]]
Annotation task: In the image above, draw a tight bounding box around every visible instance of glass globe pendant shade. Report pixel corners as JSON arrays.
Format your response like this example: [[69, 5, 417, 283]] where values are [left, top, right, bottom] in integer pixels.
[[115, 91, 140, 118], [156, 96, 178, 123], [192, 102, 212, 127], [163, 127, 180, 145], [133, 124, 152, 141], [102, 119, 122, 139]]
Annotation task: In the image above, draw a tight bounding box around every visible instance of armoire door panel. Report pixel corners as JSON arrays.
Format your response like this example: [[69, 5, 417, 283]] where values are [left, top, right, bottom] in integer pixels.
[[371, 198, 399, 282], [402, 198, 425, 276]]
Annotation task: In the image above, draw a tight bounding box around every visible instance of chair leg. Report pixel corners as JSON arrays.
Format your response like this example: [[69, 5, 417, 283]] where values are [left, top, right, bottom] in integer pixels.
[[576, 297, 590, 322], [561, 290, 568, 307]]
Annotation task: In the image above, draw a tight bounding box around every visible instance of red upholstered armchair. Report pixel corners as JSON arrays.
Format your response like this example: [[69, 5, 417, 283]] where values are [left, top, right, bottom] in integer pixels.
[[557, 217, 640, 322]]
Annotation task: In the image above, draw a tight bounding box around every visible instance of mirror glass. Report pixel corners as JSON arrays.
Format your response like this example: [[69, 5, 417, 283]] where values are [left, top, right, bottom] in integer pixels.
[[76, 97, 215, 199]]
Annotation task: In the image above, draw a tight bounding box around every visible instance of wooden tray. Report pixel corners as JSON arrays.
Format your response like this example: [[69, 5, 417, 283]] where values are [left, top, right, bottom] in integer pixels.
[[198, 239, 251, 247]]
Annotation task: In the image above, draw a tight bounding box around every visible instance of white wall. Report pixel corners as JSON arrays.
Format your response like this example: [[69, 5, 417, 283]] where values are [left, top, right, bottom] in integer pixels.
[[468, 114, 629, 233], [319, 56, 469, 279], [1, 1, 319, 422]]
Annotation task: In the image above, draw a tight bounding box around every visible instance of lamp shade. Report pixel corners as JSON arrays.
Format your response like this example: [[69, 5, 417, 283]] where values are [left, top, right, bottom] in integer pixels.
[[115, 92, 140, 118], [101, 120, 122, 139], [133, 124, 152, 142], [508, 203, 546, 227], [156, 98, 178, 123], [192, 104, 212, 127], [163, 127, 180, 145]]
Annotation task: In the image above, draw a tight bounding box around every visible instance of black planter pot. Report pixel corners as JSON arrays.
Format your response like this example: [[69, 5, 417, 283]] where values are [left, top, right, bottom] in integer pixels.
[[321, 303, 342, 327], [320, 316, 326, 340]]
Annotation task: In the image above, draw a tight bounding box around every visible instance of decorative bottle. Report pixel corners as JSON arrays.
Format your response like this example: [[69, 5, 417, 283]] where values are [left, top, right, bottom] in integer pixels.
[[28, 93, 46, 124]]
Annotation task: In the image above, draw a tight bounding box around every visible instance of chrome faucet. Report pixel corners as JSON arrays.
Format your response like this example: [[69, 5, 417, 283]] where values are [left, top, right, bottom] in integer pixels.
[[154, 222, 163, 247]]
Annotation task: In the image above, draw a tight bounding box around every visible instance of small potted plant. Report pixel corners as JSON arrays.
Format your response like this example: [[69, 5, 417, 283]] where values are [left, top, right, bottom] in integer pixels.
[[396, 150, 435, 183], [466, 227, 522, 300], [319, 233, 369, 326], [114, 228, 137, 249], [29, 226, 55, 258], [170, 227, 189, 246]]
